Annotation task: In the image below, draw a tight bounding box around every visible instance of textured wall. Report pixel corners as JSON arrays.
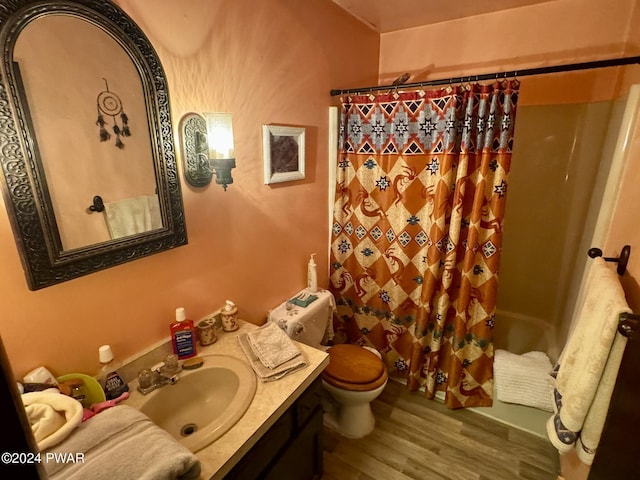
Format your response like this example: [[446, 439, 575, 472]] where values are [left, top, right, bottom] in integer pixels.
[[0, 0, 379, 377]]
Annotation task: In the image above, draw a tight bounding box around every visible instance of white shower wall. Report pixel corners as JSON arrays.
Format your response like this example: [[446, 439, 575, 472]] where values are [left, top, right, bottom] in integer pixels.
[[495, 96, 629, 364]]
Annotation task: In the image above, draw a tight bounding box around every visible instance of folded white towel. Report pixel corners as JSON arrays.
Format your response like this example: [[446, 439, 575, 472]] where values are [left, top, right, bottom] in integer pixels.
[[22, 391, 83, 450], [494, 349, 553, 412], [238, 334, 307, 382], [44, 405, 200, 480], [247, 321, 302, 369]]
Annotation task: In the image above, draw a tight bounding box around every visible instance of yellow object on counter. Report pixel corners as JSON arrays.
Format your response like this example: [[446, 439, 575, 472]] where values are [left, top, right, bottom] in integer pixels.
[[57, 373, 106, 407]]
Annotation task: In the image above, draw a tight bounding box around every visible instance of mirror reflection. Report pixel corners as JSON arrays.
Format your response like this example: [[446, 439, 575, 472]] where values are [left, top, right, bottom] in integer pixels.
[[0, 0, 187, 290], [14, 14, 159, 251]]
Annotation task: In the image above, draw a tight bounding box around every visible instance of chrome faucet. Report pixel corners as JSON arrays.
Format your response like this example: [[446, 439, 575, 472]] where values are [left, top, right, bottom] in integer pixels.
[[137, 354, 181, 395]]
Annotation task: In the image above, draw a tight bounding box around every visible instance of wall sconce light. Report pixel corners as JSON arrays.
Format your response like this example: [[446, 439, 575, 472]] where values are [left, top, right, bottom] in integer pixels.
[[179, 112, 236, 190]]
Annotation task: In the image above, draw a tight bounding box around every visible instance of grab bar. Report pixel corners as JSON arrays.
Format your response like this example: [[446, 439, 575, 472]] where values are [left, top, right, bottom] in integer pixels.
[[588, 245, 631, 276]]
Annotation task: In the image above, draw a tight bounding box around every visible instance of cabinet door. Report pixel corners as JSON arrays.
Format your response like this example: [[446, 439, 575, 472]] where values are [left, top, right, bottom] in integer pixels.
[[0, 336, 43, 479], [589, 337, 640, 478], [224, 409, 294, 480], [265, 407, 324, 480], [296, 377, 324, 428]]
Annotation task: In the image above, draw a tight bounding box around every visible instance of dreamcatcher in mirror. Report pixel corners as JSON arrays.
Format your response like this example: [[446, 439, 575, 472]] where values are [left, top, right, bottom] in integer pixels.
[[95, 78, 131, 148]]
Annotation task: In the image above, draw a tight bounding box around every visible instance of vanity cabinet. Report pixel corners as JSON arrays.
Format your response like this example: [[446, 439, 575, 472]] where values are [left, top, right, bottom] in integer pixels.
[[224, 377, 324, 480]]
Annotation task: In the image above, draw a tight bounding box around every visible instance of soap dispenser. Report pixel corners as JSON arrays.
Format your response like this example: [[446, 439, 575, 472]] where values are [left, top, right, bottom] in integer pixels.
[[220, 300, 239, 332], [170, 307, 197, 359], [307, 253, 318, 293]]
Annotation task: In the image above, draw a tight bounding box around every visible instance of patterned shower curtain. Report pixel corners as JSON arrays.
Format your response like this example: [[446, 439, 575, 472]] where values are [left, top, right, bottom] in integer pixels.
[[329, 81, 519, 408]]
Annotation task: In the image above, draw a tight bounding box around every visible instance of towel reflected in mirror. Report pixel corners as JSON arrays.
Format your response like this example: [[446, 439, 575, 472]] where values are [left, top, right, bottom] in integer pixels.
[[104, 194, 162, 239]]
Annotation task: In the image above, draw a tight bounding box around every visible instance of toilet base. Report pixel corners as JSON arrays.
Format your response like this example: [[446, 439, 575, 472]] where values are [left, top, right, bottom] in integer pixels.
[[323, 403, 376, 439], [321, 379, 386, 439]]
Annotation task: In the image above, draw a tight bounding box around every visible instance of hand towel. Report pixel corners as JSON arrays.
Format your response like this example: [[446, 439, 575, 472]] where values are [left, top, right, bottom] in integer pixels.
[[238, 333, 308, 382], [146, 194, 163, 230], [104, 194, 162, 239], [546, 257, 631, 465], [247, 321, 302, 369], [44, 405, 200, 480], [22, 391, 83, 450]]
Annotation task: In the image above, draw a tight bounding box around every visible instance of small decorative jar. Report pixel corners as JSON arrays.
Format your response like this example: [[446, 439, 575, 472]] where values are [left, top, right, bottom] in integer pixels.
[[221, 300, 239, 332]]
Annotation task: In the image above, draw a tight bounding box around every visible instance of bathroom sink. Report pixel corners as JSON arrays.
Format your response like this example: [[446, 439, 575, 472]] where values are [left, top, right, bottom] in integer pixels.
[[137, 354, 257, 452]]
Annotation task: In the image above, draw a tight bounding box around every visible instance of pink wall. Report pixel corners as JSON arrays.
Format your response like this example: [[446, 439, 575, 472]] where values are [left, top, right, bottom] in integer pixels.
[[379, 1, 640, 479], [0, 0, 379, 378], [379, 0, 633, 76], [379, 0, 635, 106]]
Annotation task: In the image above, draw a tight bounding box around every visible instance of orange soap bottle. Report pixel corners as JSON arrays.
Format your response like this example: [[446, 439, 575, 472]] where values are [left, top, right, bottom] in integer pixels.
[[170, 307, 197, 359]]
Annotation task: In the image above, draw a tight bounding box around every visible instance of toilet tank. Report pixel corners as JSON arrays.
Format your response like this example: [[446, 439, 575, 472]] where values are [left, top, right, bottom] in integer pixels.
[[268, 290, 336, 349]]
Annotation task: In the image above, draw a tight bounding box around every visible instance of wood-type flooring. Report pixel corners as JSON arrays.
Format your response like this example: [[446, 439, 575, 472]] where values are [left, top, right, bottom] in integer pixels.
[[321, 380, 560, 480]]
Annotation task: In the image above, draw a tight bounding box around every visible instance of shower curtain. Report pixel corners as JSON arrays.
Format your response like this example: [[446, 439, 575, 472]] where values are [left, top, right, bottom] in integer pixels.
[[329, 81, 519, 408]]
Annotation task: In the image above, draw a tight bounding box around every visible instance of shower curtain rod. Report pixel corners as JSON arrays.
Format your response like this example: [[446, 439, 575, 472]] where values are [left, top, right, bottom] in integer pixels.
[[329, 55, 640, 96]]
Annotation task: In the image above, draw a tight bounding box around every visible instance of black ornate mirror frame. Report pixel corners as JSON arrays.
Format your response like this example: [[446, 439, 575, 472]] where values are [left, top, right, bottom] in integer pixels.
[[0, 0, 187, 290]]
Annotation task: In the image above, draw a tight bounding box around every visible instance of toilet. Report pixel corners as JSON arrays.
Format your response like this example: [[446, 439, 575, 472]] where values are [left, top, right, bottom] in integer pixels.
[[321, 344, 388, 438], [270, 290, 388, 438]]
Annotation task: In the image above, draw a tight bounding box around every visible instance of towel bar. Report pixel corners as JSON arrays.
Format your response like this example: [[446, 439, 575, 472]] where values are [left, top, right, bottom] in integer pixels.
[[588, 245, 631, 276], [618, 312, 640, 339]]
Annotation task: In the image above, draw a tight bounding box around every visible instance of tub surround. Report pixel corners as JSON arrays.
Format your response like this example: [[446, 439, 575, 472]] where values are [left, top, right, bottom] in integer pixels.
[[124, 319, 329, 479]]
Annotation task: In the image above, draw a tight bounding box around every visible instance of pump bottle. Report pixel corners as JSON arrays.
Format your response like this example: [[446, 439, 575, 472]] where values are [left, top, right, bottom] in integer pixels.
[[307, 253, 318, 293]]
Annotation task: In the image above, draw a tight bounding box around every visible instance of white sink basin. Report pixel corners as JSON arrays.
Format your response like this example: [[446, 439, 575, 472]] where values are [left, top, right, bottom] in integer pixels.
[[138, 354, 256, 452]]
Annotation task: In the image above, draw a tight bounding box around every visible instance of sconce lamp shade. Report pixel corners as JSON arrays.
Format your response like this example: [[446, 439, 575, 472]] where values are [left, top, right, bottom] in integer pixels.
[[204, 113, 235, 159], [180, 112, 236, 190]]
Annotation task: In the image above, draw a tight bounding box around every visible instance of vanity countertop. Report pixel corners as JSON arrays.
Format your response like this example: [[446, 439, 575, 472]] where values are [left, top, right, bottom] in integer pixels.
[[124, 320, 329, 479]]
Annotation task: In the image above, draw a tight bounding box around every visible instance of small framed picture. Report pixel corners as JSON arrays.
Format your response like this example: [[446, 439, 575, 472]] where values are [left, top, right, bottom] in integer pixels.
[[263, 125, 305, 184]]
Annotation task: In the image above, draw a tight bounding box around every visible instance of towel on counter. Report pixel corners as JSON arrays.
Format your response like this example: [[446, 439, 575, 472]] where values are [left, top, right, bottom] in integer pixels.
[[238, 333, 307, 382], [22, 391, 83, 450], [494, 349, 553, 412], [546, 257, 631, 465], [104, 194, 162, 239], [44, 405, 200, 480], [246, 321, 303, 369]]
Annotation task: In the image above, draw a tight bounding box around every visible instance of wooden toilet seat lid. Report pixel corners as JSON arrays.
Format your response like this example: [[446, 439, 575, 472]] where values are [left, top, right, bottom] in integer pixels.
[[322, 344, 387, 391]]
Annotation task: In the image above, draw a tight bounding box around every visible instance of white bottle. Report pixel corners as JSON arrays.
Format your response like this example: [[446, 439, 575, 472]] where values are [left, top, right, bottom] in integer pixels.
[[97, 345, 129, 401], [307, 253, 318, 293]]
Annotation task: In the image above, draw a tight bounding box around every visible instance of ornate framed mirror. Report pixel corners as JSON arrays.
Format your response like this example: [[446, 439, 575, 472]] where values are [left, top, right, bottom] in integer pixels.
[[0, 0, 187, 290]]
